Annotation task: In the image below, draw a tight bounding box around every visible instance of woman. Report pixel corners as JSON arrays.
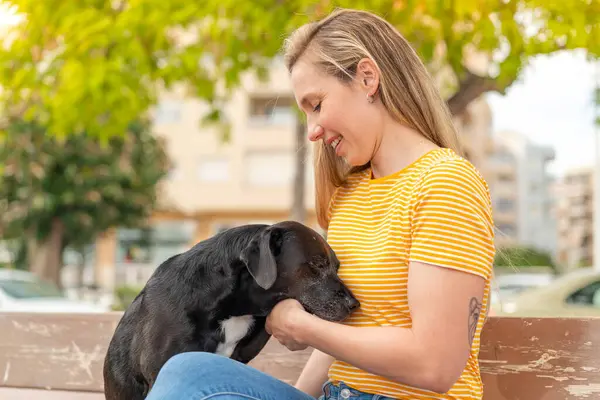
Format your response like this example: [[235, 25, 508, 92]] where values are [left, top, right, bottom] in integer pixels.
[[146, 7, 495, 400]]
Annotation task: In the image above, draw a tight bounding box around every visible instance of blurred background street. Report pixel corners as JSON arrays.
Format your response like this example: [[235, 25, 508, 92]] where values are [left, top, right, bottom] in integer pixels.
[[0, 1, 598, 321]]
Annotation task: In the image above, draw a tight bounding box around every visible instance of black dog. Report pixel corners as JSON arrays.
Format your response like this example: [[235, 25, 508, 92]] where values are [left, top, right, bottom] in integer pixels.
[[103, 221, 359, 400]]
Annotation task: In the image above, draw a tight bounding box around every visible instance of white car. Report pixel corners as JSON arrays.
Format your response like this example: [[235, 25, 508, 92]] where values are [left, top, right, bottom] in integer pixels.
[[490, 272, 555, 314], [0, 268, 108, 313]]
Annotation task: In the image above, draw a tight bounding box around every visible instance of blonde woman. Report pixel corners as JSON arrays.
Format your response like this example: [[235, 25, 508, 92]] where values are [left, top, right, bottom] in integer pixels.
[[147, 8, 495, 400]]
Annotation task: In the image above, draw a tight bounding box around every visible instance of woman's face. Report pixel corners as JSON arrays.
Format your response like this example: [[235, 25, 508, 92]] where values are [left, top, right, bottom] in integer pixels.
[[290, 57, 384, 167]]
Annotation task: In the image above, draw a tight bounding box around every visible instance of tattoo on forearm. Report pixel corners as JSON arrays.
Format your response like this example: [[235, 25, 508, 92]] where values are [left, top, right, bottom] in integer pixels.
[[468, 297, 482, 346]]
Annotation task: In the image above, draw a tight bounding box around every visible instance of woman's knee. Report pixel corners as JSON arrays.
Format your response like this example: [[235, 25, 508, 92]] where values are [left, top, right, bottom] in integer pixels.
[[148, 352, 238, 399], [150, 351, 314, 400], [160, 351, 234, 378]]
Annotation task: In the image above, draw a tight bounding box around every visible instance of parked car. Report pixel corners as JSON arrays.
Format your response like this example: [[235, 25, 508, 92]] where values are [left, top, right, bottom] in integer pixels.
[[497, 267, 600, 317], [0, 269, 108, 313], [490, 272, 555, 314]]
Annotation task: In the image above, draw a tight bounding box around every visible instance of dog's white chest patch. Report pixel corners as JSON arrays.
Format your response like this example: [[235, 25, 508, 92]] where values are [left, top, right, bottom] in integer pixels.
[[215, 315, 255, 358]]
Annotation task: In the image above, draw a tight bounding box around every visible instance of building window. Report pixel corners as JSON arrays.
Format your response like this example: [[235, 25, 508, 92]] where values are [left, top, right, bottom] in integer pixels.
[[116, 228, 153, 264], [498, 173, 513, 183], [151, 221, 196, 264], [63, 244, 96, 267], [198, 158, 229, 183], [495, 224, 516, 238], [154, 100, 182, 124], [244, 152, 294, 187], [491, 150, 514, 163], [116, 220, 196, 266], [168, 163, 182, 180], [211, 220, 275, 235], [495, 198, 514, 212], [248, 96, 295, 126]]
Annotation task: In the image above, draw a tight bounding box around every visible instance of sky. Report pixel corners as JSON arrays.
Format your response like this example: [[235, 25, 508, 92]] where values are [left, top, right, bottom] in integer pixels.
[[486, 50, 598, 178]]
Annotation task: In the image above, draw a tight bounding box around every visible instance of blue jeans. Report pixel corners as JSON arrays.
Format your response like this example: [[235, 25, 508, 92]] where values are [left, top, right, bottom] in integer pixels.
[[145, 352, 393, 399]]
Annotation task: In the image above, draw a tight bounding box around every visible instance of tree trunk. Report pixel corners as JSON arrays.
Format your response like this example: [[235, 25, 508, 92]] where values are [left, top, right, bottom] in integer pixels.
[[77, 248, 86, 290], [28, 219, 65, 288], [446, 70, 503, 116], [291, 117, 307, 223]]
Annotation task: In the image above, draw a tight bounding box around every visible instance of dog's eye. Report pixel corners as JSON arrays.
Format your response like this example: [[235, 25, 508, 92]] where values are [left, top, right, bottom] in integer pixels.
[[302, 262, 321, 277], [331, 260, 340, 271]]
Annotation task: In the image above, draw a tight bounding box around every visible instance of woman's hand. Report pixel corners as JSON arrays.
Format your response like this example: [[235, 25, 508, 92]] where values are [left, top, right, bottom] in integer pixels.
[[266, 299, 311, 351]]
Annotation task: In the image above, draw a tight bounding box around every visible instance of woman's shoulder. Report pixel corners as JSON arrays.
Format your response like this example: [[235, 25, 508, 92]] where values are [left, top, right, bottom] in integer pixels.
[[416, 149, 491, 199]]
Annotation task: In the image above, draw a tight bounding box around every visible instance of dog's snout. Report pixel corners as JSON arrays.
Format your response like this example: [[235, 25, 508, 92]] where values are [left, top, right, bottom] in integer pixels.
[[347, 296, 360, 311], [334, 280, 359, 312]]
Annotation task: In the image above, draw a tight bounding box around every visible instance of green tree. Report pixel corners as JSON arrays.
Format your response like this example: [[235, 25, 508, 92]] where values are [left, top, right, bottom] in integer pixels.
[[0, 117, 170, 285], [0, 1, 311, 140], [290, 1, 598, 220], [594, 85, 600, 127], [0, 1, 597, 226], [494, 246, 556, 272]]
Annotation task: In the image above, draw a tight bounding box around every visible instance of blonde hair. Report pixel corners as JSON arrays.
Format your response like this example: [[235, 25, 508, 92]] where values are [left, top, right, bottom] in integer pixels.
[[283, 8, 464, 229]]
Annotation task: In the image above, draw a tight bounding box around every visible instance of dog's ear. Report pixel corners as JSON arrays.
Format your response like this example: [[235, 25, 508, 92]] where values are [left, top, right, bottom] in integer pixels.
[[240, 227, 283, 290]]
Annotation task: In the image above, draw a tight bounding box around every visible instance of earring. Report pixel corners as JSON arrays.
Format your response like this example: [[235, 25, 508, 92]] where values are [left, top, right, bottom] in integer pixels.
[[367, 93, 374, 103]]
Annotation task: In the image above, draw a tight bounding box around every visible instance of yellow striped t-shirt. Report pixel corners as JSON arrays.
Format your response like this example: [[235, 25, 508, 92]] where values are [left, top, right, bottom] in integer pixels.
[[326, 148, 495, 399]]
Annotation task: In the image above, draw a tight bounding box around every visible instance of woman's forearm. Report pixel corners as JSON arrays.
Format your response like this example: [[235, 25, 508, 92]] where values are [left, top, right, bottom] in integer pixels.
[[294, 349, 334, 397], [295, 313, 451, 393]]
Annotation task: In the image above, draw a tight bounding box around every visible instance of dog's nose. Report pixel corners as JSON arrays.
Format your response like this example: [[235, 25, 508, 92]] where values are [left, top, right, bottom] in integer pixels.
[[347, 297, 360, 311]]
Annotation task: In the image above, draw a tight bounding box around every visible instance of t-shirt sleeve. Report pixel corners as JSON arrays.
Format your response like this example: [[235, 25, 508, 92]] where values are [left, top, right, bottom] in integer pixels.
[[408, 159, 496, 279]]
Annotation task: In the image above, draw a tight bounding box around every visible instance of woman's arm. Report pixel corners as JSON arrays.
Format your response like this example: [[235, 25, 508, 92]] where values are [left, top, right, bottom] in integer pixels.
[[268, 261, 486, 394], [294, 349, 335, 397]]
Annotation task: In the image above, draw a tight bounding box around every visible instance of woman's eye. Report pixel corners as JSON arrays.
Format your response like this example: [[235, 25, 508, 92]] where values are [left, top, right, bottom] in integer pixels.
[[313, 102, 321, 112]]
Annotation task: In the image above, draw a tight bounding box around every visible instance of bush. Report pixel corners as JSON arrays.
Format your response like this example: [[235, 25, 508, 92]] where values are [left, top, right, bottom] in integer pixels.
[[494, 246, 556, 272], [112, 285, 144, 311]]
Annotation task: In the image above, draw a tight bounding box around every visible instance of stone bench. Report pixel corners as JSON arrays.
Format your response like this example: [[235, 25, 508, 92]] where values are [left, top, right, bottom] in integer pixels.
[[0, 312, 599, 399]]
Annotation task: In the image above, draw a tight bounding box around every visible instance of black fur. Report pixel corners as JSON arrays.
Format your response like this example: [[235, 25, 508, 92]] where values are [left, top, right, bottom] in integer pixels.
[[103, 221, 359, 400]]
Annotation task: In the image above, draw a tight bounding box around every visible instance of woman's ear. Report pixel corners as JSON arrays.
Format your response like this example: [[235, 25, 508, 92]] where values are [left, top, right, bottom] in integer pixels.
[[356, 58, 380, 97]]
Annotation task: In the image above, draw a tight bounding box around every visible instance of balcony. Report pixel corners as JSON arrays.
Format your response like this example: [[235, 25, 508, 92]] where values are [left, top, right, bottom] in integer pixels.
[[491, 183, 518, 199], [243, 95, 298, 151], [159, 150, 316, 214], [488, 159, 516, 176]]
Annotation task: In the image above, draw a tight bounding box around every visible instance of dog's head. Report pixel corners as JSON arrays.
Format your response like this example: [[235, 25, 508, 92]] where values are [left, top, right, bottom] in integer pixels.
[[240, 221, 359, 322]]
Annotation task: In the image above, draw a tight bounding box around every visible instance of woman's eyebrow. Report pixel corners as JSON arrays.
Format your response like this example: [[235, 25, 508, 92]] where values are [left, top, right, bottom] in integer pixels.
[[298, 94, 315, 109], [300, 90, 323, 108], [299, 94, 313, 106]]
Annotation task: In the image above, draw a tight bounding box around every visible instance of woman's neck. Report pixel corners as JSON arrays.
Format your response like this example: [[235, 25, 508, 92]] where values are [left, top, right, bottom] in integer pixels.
[[370, 121, 439, 179]]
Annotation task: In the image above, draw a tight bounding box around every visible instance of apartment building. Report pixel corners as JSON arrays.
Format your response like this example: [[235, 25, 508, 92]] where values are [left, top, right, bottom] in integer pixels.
[[91, 59, 497, 290], [92, 60, 317, 288], [490, 131, 557, 257], [555, 167, 594, 269], [453, 96, 495, 180], [487, 139, 519, 248]]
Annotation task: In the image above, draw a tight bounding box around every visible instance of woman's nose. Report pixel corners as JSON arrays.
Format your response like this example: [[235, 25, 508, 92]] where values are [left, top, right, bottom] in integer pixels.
[[308, 124, 324, 142]]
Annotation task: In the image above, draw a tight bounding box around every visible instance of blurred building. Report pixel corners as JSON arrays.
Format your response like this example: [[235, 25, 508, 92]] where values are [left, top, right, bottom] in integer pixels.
[[453, 96, 495, 179], [487, 139, 520, 248], [92, 60, 319, 289], [555, 167, 594, 269], [488, 131, 557, 257], [91, 59, 498, 290]]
